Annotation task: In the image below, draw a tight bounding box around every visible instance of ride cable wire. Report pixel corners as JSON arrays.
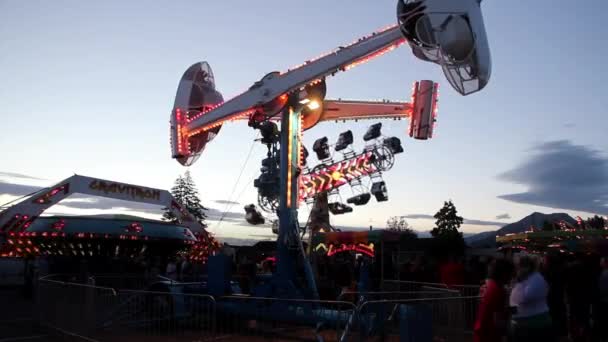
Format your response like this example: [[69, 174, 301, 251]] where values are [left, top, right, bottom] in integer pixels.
[[214, 132, 259, 229]]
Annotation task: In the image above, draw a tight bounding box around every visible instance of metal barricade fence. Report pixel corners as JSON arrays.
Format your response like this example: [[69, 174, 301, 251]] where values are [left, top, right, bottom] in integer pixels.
[[383, 279, 451, 292], [37, 281, 357, 341], [38, 278, 117, 340], [337, 290, 460, 303], [451, 284, 482, 297], [356, 296, 481, 342], [90, 274, 173, 291], [37, 278, 481, 341], [96, 290, 216, 342], [214, 295, 358, 342]]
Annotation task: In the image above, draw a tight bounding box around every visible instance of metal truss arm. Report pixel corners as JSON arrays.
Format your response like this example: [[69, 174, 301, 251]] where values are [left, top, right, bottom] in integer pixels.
[[185, 26, 405, 133]]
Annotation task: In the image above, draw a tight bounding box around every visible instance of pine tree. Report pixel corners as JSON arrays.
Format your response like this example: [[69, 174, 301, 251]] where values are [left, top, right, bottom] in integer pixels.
[[162, 171, 208, 226], [431, 200, 464, 239]]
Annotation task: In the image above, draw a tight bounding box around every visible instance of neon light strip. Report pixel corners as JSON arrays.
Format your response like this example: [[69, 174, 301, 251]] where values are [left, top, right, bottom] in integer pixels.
[[326, 243, 375, 257], [284, 24, 400, 73], [344, 41, 405, 71], [187, 109, 255, 139], [286, 108, 294, 208]]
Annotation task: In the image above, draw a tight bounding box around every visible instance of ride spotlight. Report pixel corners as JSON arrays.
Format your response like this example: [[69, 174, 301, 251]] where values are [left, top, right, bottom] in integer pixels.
[[313, 137, 330, 160], [307, 100, 321, 110], [261, 157, 277, 168], [363, 123, 382, 141], [383, 137, 404, 154], [346, 193, 371, 206], [371, 181, 388, 202], [259, 121, 280, 145], [335, 130, 354, 151], [244, 204, 265, 225], [301, 146, 310, 166], [328, 202, 353, 215]]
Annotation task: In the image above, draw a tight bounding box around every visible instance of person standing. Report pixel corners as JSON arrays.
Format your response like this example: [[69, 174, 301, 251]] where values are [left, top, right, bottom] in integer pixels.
[[440, 255, 465, 288], [509, 255, 554, 342], [473, 259, 513, 342], [165, 258, 177, 281], [542, 253, 568, 341], [595, 257, 608, 341]]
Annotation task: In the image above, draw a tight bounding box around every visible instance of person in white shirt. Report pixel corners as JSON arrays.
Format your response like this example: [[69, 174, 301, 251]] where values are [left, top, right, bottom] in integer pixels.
[[509, 255, 555, 342]]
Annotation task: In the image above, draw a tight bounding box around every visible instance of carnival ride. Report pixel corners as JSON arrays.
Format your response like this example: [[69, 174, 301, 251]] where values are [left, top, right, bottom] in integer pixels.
[[0, 175, 210, 259], [170, 0, 492, 300]]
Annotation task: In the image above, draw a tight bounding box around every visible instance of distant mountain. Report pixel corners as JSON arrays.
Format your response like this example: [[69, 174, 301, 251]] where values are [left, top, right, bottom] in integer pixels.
[[467, 212, 577, 248]]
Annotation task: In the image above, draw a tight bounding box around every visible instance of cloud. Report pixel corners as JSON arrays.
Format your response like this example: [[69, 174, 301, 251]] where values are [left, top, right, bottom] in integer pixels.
[[206, 207, 244, 221], [498, 140, 608, 215], [495, 213, 511, 220], [402, 213, 505, 227], [402, 214, 435, 220], [563, 123, 576, 128], [463, 219, 506, 227], [0, 171, 45, 181], [214, 200, 241, 205]]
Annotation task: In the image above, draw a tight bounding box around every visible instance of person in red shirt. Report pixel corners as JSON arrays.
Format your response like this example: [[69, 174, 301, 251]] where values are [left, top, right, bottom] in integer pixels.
[[440, 255, 465, 288], [474, 259, 514, 342]]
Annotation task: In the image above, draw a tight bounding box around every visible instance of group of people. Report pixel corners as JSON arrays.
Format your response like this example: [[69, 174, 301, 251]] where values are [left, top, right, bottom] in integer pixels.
[[474, 252, 608, 342]]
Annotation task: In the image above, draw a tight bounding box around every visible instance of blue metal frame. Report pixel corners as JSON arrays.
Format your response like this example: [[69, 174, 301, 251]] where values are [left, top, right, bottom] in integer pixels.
[[274, 96, 319, 299]]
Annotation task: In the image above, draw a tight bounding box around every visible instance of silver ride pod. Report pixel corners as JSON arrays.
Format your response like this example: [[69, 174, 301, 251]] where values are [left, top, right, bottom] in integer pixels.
[[170, 62, 225, 166], [397, 0, 491, 95]]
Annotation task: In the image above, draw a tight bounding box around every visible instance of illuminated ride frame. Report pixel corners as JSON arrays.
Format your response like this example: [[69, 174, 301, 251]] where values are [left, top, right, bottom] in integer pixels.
[[0, 175, 207, 257], [170, 0, 492, 299]]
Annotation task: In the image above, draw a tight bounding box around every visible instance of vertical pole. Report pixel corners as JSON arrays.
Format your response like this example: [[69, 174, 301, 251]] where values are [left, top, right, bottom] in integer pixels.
[[276, 99, 318, 298], [277, 104, 296, 281]]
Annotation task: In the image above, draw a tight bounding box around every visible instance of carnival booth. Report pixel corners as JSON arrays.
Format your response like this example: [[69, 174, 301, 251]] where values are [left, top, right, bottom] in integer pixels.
[[311, 230, 401, 298], [496, 229, 608, 256]]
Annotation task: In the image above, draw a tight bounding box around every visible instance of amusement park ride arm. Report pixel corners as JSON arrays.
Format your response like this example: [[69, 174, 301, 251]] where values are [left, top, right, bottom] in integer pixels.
[[0, 175, 206, 238], [171, 0, 491, 166], [183, 25, 405, 134]]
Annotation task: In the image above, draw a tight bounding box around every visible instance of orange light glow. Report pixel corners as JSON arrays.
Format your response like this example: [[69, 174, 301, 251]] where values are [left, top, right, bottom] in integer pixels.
[[286, 108, 293, 208], [307, 100, 320, 110], [283, 24, 400, 74], [344, 40, 405, 71]]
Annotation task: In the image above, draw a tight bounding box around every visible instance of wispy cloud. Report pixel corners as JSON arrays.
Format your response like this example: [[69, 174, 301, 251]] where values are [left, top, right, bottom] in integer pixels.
[[401, 214, 434, 220], [463, 219, 506, 227], [0, 171, 45, 181], [495, 213, 511, 220], [498, 140, 608, 215], [401, 213, 505, 227]]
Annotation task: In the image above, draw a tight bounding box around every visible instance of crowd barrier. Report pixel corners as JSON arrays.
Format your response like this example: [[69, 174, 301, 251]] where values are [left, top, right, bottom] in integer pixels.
[[37, 277, 480, 341]]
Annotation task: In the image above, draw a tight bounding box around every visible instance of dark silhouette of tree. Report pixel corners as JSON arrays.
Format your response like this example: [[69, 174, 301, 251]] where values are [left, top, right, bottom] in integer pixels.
[[386, 216, 417, 238], [587, 215, 606, 230], [162, 171, 208, 227], [430, 200, 465, 257], [431, 200, 464, 239], [542, 220, 555, 231]]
